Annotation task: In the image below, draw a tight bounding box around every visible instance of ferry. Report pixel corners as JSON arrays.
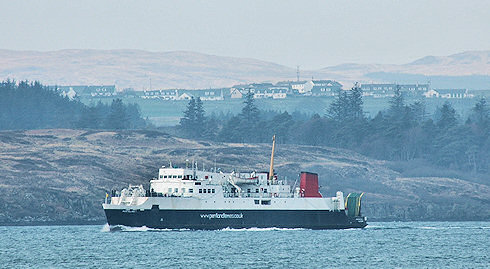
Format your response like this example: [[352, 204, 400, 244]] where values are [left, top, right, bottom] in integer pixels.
[[103, 136, 367, 229]]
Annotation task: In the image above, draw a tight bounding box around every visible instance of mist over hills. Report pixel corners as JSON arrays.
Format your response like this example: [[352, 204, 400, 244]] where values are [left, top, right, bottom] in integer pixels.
[[0, 49, 489, 89]]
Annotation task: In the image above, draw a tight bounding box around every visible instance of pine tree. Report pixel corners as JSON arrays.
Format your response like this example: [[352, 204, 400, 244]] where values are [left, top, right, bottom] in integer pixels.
[[470, 98, 489, 128], [106, 99, 129, 129], [271, 111, 294, 143], [437, 101, 458, 130], [238, 92, 260, 142], [348, 83, 364, 120], [388, 85, 405, 117], [179, 97, 197, 137], [240, 92, 259, 123], [194, 97, 205, 138], [328, 89, 349, 122]]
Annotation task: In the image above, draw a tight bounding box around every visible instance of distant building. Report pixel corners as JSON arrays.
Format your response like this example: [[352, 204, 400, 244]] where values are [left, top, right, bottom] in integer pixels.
[[60, 88, 77, 100], [180, 89, 225, 101], [429, 89, 470, 99], [178, 92, 192, 100], [361, 83, 429, 98], [276, 80, 308, 93], [252, 87, 288, 99], [423, 89, 439, 98], [301, 80, 342, 96], [142, 89, 179, 100], [361, 83, 396, 98], [229, 88, 243, 99], [49, 85, 116, 97], [308, 80, 342, 96], [230, 83, 287, 99]]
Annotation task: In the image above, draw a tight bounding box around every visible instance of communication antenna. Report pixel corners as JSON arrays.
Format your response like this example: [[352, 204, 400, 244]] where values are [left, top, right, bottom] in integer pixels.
[[296, 65, 300, 82]]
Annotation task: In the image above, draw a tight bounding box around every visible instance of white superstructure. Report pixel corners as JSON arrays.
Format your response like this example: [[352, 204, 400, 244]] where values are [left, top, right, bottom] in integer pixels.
[[104, 166, 346, 211]]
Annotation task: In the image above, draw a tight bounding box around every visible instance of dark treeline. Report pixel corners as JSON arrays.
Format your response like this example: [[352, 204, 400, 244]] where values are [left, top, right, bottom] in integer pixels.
[[180, 85, 489, 172], [0, 80, 148, 130]]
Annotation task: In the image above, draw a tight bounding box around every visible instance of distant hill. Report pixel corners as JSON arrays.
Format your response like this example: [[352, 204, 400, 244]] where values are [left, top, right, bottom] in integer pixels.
[[0, 49, 489, 89], [0, 49, 299, 89], [0, 129, 488, 225], [321, 51, 490, 88]]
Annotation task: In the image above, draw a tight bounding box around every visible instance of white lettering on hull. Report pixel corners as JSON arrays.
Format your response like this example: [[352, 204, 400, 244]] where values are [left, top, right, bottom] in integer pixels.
[[200, 213, 244, 219]]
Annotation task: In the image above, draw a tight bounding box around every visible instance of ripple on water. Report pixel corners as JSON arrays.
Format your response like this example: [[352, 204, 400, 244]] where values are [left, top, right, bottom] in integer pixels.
[[0, 221, 488, 268]]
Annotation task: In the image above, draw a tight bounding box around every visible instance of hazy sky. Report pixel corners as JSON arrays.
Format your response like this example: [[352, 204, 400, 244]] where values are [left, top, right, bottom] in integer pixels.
[[1, 0, 489, 69]]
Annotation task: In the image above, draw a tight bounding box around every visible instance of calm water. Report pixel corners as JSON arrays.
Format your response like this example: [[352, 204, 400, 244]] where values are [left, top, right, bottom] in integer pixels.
[[0, 222, 488, 268]]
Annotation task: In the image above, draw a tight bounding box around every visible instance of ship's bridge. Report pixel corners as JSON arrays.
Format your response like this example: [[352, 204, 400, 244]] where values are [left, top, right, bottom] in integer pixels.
[[149, 167, 228, 196], [155, 167, 228, 182]]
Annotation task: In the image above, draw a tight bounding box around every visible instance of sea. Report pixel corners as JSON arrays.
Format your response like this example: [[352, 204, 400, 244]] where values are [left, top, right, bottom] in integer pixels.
[[0, 221, 488, 268]]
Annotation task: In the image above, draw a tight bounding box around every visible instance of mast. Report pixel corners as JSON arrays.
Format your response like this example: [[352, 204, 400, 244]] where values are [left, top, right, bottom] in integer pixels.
[[269, 135, 276, 184]]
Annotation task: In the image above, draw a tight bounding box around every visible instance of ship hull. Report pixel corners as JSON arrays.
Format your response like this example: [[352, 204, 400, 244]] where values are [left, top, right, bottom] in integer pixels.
[[104, 208, 367, 230]]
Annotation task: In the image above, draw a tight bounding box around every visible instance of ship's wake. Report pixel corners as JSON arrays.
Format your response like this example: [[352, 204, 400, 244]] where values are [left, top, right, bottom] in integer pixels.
[[101, 224, 190, 232], [101, 224, 307, 232]]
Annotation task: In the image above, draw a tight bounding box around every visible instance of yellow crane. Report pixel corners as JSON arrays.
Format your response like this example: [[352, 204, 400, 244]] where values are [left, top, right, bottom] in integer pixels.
[[269, 135, 276, 184]]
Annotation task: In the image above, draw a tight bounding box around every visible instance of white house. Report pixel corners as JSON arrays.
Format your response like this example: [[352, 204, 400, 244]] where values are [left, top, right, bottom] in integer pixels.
[[230, 88, 243, 99], [423, 89, 439, 98], [302, 80, 342, 95], [424, 89, 471, 99], [178, 93, 193, 100]]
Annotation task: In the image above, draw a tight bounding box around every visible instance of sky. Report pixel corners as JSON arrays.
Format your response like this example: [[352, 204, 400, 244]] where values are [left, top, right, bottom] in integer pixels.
[[1, 0, 489, 69]]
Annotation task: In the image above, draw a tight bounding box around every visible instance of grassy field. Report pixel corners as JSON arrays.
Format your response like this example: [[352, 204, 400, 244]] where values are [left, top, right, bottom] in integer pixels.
[[80, 96, 480, 126]]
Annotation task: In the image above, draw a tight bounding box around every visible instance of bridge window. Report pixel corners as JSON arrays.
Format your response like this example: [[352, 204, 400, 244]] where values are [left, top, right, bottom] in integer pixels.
[[212, 189, 215, 193], [189, 189, 194, 193], [168, 188, 172, 193], [261, 200, 271, 205], [264, 189, 268, 193], [199, 189, 202, 193], [164, 175, 167, 178], [172, 175, 177, 178], [203, 189, 207, 193], [208, 189, 211, 193], [256, 189, 259, 193], [254, 200, 259, 204], [178, 175, 182, 179], [174, 188, 178, 193], [195, 182, 201, 185], [160, 175, 163, 179]]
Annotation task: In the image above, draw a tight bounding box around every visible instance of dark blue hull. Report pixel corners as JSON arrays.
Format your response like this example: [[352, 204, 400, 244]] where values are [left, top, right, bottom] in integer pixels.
[[104, 208, 367, 230]]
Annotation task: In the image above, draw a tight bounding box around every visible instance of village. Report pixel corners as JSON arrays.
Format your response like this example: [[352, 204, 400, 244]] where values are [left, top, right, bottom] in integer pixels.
[[50, 79, 480, 101]]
